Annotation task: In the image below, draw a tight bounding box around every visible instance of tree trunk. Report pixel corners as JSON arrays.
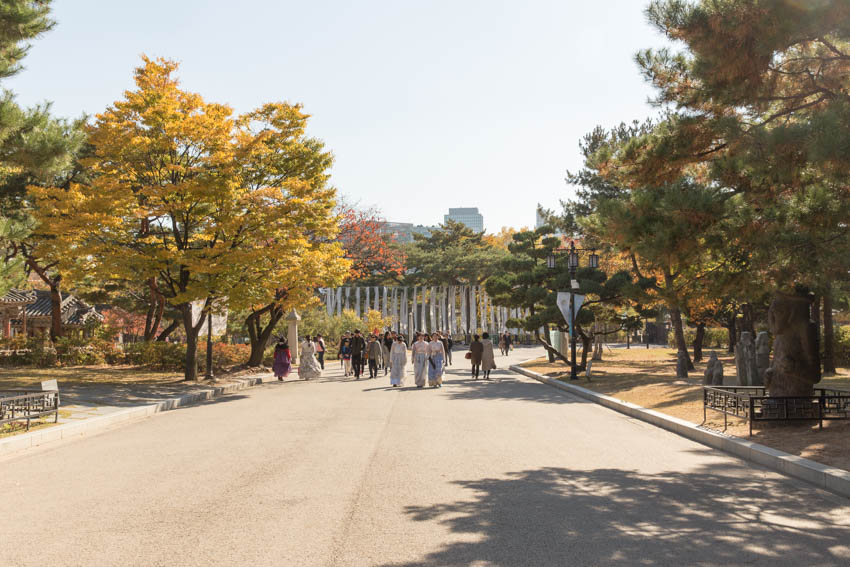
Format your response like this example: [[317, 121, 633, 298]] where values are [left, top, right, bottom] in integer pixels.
[[180, 302, 205, 381], [544, 328, 555, 363], [727, 312, 737, 353], [246, 304, 284, 367], [144, 279, 165, 342], [49, 281, 63, 343], [670, 306, 694, 375], [823, 288, 837, 375], [155, 318, 180, 342], [693, 322, 706, 363], [578, 328, 591, 371], [764, 292, 820, 397]]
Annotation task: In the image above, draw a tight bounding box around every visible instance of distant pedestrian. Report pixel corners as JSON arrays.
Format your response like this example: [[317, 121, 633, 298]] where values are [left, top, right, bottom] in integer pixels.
[[468, 334, 483, 379], [498, 333, 507, 356], [389, 335, 407, 387], [504, 332, 512, 354], [367, 335, 383, 378], [481, 332, 496, 380], [445, 333, 454, 366], [298, 336, 323, 380], [340, 338, 352, 376], [412, 333, 429, 388], [350, 330, 366, 379], [428, 332, 446, 388], [382, 331, 393, 376], [339, 332, 350, 369], [273, 339, 292, 380], [315, 334, 326, 370]]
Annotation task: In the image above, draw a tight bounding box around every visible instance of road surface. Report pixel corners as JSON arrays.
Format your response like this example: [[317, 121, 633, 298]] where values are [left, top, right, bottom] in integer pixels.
[[2, 346, 849, 566]]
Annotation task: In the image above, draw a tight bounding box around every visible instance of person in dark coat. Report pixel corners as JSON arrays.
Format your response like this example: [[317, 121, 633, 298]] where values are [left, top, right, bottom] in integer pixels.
[[468, 334, 483, 379], [350, 330, 366, 379]]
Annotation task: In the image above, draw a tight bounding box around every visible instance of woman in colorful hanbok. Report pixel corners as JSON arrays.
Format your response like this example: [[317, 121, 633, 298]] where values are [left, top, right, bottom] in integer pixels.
[[411, 333, 429, 388], [389, 335, 408, 387], [273, 340, 292, 380], [428, 332, 446, 388], [298, 336, 323, 380]]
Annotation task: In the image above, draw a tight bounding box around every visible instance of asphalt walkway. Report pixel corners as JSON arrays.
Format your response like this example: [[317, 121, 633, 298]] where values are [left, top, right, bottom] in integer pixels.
[[2, 346, 849, 566]]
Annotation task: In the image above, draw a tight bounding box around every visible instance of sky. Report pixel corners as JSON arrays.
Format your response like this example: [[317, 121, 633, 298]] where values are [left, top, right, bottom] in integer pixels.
[[7, 0, 671, 233]]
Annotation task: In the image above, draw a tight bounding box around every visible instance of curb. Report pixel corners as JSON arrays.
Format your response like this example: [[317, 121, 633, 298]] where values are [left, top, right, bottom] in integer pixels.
[[510, 364, 850, 499], [0, 373, 276, 459]]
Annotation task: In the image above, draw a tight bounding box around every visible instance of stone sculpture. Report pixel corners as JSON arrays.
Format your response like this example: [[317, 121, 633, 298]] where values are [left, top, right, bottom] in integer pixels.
[[735, 331, 758, 386], [703, 351, 724, 386]]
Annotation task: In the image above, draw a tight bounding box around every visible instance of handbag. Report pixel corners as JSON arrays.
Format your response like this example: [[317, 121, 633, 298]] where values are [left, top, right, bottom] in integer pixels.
[[464, 352, 472, 360]]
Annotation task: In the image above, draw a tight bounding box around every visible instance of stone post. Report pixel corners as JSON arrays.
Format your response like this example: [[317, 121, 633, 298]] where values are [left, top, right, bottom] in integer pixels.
[[286, 309, 301, 364]]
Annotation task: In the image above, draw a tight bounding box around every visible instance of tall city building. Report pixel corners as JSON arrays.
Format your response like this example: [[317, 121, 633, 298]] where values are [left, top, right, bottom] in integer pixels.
[[444, 207, 484, 233], [535, 205, 546, 229]]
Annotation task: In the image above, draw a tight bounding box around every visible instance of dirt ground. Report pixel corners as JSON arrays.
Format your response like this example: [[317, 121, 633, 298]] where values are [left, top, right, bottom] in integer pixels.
[[521, 347, 850, 473]]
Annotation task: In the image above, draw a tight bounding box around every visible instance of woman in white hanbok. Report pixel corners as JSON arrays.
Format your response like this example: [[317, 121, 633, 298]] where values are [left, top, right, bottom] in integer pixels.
[[298, 337, 323, 380], [389, 336, 407, 387], [411, 333, 429, 388]]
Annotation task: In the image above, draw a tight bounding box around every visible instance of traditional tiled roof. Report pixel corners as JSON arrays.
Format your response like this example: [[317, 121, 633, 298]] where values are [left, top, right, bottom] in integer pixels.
[[0, 289, 36, 304], [5, 289, 104, 326]]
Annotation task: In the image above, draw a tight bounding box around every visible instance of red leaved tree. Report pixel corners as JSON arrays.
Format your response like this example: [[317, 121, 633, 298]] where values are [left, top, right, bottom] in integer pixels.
[[337, 203, 406, 284]]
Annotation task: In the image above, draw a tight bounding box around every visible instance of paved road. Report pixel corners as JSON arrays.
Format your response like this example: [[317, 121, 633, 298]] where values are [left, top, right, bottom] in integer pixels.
[[2, 346, 850, 566]]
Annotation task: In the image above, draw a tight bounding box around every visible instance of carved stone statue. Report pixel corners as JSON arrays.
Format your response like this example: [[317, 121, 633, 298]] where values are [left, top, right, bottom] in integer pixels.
[[676, 350, 689, 379], [764, 293, 820, 397], [754, 331, 770, 386], [735, 332, 758, 386], [703, 351, 723, 386]]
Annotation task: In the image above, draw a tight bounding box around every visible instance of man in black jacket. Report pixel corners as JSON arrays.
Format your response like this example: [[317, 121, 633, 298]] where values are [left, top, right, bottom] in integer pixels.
[[350, 330, 366, 379]]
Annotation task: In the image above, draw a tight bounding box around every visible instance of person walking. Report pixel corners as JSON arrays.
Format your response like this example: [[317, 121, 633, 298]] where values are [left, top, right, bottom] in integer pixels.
[[481, 332, 496, 380], [339, 332, 350, 369], [340, 338, 353, 377], [273, 339, 292, 381], [315, 334, 326, 370], [298, 336, 323, 380], [350, 330, 366, 380], [468, 334, 483, 379], [412, 333, 429, 388], [428, 332, 446, 388], [445, 333, 454, 366], [389, 334, 407, 387], [498, 333, 507, 356], [382, 331, 393, 376], [367, 335, 383, 379], [504, 332, 512, 354]]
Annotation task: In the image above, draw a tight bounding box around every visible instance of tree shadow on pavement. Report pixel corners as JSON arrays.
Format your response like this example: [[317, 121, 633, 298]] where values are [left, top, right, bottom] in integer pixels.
[[386, 464, 850, 567], [441, 371, 589, 405]]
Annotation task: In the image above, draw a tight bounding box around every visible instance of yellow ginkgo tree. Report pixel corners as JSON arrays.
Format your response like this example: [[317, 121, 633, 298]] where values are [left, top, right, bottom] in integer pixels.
[[32, 56, 348, 380]]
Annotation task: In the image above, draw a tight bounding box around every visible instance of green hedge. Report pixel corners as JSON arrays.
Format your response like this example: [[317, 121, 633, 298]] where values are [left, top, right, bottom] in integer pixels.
[[667, 327, 729, 350]]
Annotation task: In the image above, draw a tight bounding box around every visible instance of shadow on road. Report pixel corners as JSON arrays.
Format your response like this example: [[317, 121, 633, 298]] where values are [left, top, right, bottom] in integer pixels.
[[441, 369, 588, 405], [386, 463, 850, 566]]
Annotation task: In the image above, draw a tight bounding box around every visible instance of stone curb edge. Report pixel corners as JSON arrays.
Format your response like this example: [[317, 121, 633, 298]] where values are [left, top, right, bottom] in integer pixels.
[[0, 373, 276, 459], [510, 363, 850, 499]]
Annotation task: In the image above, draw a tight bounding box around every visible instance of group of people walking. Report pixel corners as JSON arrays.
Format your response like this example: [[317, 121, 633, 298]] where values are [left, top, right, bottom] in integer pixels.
[[271, 330, 507, 387]]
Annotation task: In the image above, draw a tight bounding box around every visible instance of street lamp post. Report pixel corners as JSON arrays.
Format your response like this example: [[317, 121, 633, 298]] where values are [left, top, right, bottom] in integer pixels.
[[547, 241, 599, 381]]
